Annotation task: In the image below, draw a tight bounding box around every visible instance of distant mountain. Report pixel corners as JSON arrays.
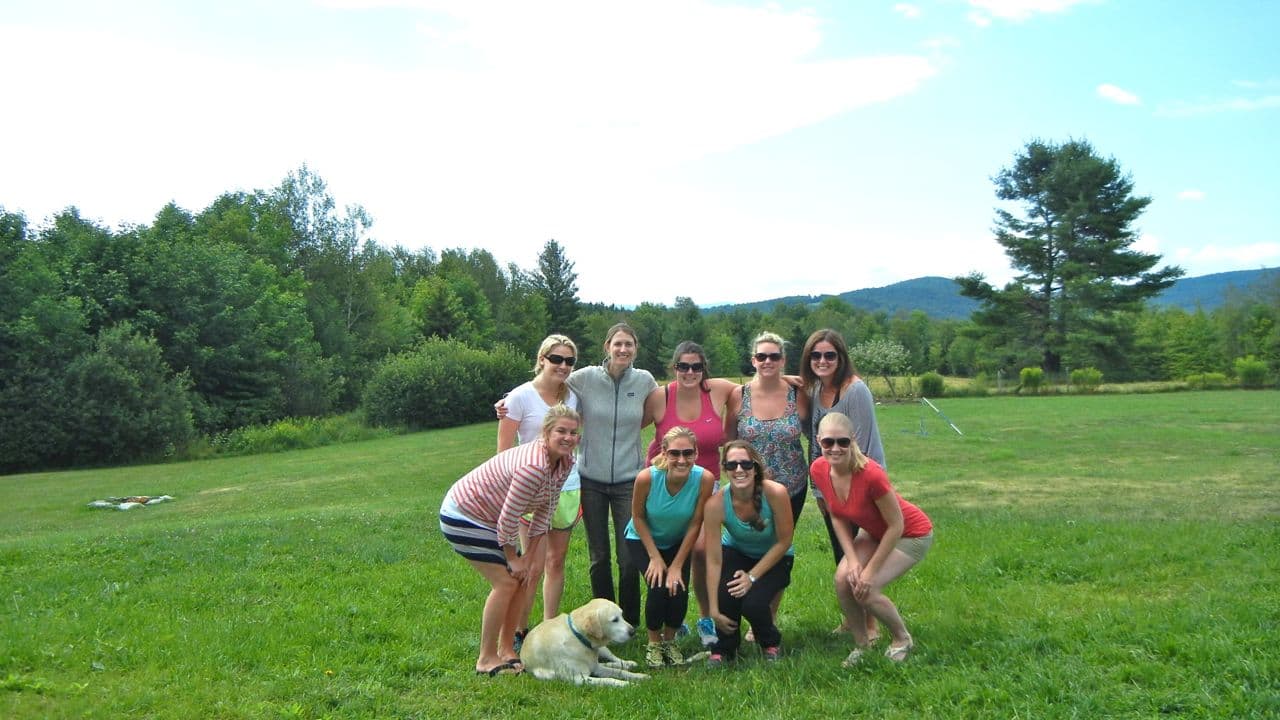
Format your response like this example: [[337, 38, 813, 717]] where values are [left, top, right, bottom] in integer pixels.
[[708, 268, 1277, 319]]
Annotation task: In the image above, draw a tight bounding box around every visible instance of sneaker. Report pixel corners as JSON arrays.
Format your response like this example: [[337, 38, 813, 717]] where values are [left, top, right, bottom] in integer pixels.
[[695, 617, 717, 647], [512, 629, 527, 654], [762, 645, 781, 662], [662, 640, 685, 666], [675, 622, 690, 638], [706, 652, 725, 668], [645, 642, 665, 669]]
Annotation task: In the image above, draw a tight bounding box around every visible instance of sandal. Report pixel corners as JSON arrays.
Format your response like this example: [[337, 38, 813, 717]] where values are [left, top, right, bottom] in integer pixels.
[[476, 660, 522, 677], [885, 637, 913, 663], [841, 647, 867, 668]]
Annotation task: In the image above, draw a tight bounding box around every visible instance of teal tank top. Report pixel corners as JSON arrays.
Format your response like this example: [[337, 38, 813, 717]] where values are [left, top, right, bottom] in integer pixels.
[[720, 486, 794, 558], [624, 465, 705, 549]]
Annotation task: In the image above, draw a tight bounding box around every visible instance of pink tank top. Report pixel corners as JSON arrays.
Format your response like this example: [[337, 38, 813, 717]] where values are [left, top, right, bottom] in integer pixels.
[[646, 384, 726, 479]]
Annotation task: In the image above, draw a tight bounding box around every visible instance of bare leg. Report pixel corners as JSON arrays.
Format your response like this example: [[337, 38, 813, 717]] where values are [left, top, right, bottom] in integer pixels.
[[541, 527, 573, 619], [849, 534, 921, 647], [466, 559, 520, 671], [515, 537, 549, 633]]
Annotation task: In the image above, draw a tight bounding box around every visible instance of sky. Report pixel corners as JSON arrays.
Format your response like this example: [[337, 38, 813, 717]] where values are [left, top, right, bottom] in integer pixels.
[[2, 0, 1278, 307]]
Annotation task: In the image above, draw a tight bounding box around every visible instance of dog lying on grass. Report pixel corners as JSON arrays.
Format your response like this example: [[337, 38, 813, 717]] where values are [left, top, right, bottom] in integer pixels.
[[519, 599, 650, 687]]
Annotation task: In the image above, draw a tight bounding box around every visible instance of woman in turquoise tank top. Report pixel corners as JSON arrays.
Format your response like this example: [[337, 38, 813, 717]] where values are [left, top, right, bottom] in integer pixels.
[[701, 440, 795, 665], [624, 427, 716, 667]]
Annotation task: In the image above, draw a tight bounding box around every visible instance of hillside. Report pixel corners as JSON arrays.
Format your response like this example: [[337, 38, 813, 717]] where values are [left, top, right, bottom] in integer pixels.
[[708, 268, 1277, 319]]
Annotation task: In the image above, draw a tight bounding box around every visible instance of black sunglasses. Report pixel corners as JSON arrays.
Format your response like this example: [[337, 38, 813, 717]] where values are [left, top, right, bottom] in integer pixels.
[[722, 459, 756, 471], [544, 353, 576, 366], [819, 437, 853, 449], [754, 352, 783, 362], [810, 351, 839, 362], [665, 448, 697, 459], [674, 362, 705, 373]]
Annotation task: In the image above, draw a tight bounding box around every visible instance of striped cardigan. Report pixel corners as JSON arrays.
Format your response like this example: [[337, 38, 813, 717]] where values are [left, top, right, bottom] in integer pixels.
[[445, 439, 573, 547]]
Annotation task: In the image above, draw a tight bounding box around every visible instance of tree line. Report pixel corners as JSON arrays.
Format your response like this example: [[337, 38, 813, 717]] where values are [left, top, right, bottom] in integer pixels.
[[3, 143, 1276, 473]]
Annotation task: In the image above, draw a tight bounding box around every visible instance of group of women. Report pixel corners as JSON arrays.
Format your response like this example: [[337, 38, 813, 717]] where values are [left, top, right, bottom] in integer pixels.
[[439, 323, 933, 676]]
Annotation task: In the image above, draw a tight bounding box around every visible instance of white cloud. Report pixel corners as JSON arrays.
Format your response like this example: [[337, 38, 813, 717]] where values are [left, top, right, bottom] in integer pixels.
[[894, 3, 922, 19], [1174, 243, 1280, 266], [968, 0, 1095, 23], [1133, 233, 1161, 255], [1097, 83, 1140, 105], [1177, 190, 1206, 201], [1156, 95, 1280, 117], [0, 3, 939, 306]]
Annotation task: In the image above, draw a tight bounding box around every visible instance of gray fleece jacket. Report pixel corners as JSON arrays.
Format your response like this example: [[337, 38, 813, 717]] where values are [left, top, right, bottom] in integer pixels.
[[567, 362, 656, 485]]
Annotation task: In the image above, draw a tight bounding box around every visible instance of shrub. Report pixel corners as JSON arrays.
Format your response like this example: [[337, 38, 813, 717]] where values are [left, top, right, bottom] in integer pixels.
[[1070, 367, 1104, 392], [208, 413, 393, 457], [919, 371, 945, 397], [1019, 366, 1044, 394], [1185, 372, 1228, 390], [63, 323, 197, 465], [363, 338, 528, 430], [1234, 355, 1271, 389]]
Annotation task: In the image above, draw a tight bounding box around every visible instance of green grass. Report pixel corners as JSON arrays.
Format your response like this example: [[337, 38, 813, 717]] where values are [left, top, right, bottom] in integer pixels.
[[3, 392, 1278, 718]]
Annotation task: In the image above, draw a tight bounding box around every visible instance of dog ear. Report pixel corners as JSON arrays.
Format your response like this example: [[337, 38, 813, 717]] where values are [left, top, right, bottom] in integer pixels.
[[575, 601, 603, 641]]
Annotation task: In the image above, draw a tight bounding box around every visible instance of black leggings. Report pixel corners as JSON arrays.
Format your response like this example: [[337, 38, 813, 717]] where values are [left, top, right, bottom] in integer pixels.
[[625, 539, 691, 633], [712, 545, 793, 658]]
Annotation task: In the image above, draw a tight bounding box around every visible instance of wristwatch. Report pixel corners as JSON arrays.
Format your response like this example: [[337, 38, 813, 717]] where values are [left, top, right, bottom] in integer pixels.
[[747, 572, 757, 584]]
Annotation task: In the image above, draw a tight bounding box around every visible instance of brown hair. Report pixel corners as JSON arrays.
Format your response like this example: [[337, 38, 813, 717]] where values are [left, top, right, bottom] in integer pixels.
[[670, 340, 710, 392], [800, 328, 853, 392], [721, 439, 766, 531]]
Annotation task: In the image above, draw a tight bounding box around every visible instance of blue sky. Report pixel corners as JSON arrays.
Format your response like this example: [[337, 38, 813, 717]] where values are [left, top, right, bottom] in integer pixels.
[[2, 0, 1277, 306]]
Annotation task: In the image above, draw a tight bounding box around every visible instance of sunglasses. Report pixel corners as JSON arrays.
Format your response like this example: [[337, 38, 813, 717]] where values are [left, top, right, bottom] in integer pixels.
[[722, 459, 757, 471], [754, 352, 783, 362], [819, 437, 853, 449], [810, 351, 839, 362], [666, 448, 697, 459], [674, 362, 705, 373], [544, 353, 576, 366]]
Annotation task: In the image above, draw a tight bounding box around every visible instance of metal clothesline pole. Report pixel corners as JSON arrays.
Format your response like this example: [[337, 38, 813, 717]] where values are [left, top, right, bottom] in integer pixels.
[[920, 397, 963, 435]]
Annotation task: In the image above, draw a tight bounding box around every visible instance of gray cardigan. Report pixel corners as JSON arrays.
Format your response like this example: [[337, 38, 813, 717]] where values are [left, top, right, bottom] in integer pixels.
[[567, 362, 657, 485]]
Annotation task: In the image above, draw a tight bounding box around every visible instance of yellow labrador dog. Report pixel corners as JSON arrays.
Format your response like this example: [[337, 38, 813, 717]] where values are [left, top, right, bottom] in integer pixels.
[[520, 599, 650, 687]]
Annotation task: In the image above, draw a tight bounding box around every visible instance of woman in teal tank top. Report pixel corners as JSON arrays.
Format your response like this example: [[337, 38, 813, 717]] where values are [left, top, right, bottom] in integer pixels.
[[701, 440, 795, 665], [624, 427, 716, 667]]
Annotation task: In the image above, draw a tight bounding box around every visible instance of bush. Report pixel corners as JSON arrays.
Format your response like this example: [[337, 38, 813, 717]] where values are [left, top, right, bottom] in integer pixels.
[[1070, 367, 1104, 392], [1234, 355, 1271, 389], [919, 371, 945, 397], [1019, 366, 1044, 394], [207, 413, 393, 457], [64, 323, 196, 465], [1185, 372, 1228, 390], [363, 338, 529, 430]]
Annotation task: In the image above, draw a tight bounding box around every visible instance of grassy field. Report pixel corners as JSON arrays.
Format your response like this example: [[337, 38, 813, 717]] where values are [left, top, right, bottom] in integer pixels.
[[3, 392, 1278, 719]]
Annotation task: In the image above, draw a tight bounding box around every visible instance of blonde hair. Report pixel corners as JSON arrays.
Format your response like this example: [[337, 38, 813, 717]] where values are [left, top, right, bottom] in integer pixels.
[[533, 334, 578, 404], [541, 403, 582, 437], [752, 331, 786, 353], [817, 412, 868, 472], [652, 426, 698, 470]]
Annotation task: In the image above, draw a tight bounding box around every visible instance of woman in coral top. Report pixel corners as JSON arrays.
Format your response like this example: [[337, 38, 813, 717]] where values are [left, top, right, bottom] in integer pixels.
[[809, 411, 933, 667]]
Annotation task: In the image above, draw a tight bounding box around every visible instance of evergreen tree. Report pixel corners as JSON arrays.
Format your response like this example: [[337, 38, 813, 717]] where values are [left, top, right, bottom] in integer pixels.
[[958, 139, 1183, 374], [531, 239, 584, 340]]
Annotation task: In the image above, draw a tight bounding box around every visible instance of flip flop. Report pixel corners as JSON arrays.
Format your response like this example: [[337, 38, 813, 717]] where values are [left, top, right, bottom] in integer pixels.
[[476, 660, 522, 677]]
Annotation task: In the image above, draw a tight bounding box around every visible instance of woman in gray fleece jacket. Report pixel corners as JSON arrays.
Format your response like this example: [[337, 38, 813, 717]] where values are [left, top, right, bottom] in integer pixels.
[[566, 322, 657, 627]]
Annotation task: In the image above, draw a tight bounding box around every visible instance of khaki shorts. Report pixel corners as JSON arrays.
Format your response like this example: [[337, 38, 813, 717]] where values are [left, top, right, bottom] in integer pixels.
[[893, 531, 934, 563], [859, 528, 933, 563]]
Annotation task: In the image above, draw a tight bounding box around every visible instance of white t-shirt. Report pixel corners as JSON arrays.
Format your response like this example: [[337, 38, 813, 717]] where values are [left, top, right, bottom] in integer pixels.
[[505, 381, 581, 492]]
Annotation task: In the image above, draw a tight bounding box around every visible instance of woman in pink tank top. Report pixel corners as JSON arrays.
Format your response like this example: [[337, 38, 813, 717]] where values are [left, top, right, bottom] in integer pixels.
[[643, 341, 736, 646]]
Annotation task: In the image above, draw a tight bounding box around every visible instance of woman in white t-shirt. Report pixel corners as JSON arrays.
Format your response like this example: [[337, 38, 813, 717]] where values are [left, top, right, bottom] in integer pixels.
[[497, 334, 582, 649]]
